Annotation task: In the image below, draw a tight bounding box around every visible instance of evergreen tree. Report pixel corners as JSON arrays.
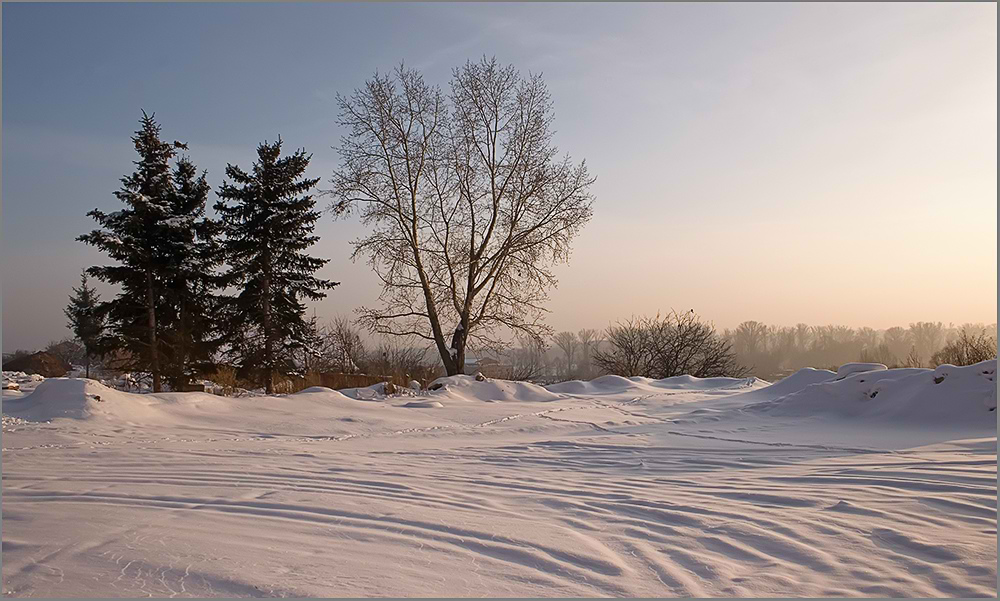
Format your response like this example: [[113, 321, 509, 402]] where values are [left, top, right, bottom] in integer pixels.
[[159, 156, 225, 389], [80, 112, 219, 391], [298, 311, 323, 374], [80, 112, 178, 392], [215, 139, 338, 393], [64, 272, 106, 378]]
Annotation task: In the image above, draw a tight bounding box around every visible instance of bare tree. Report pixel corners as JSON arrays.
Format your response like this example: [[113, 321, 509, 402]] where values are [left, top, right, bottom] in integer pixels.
[[45, 339, 87, 368], [856, 327, 880, 353], [909, 322, 944, 362], [858, 343, 899, 367], [577, 328, 599, 379], [794, 323, 813, 351], [329, 58, 595, 375], [321, 316, 369, 373], [507, 333, 548, 381], [553, 331, 579, 378], [883, 326, 911, 361], [733, 321, 769, 358]]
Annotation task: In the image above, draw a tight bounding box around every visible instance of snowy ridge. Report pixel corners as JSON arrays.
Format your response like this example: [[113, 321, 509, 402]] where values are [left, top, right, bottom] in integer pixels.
[[746, 360, 997, 427], [429, 374, 563, 402]]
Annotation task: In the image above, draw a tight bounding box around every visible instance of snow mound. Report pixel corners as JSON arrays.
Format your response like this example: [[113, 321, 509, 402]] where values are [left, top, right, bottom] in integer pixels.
[[746, 360, 997, 427], [3, 378, 162, 422], [546, 375, 633, 394], [730, 367, 838, 403], [296, 386, 337, 395], [427, 375, 561, 402], [836, 362, 887, 378], [286, 386, 359, 403], [338, 381, 406, 401], [3, 371, 45, 385], [547, 374, 759, 395], [647, 375, 758, 390], [3, 371, 45, 395], [402, 400, 444, 408]]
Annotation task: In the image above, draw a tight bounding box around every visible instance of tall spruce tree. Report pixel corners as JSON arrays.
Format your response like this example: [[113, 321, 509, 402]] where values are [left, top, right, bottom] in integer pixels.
[[215, 139, 337, 393], [64, 272, 106, 378], [80, 112, 178, 392], [159, 156, 224, 389], [80, 112, 220, 391]]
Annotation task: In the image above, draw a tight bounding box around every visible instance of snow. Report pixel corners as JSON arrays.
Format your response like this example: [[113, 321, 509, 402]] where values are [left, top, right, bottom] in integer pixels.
[[548, 374, 760, 395], [427, 374, 562, 402], [2, 365, 995, 597], [836, 362, 888, 378], [745, 361, 996, 426]]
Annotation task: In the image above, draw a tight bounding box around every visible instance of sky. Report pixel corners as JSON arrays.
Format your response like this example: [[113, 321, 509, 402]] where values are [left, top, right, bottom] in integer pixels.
[[2, 2, 997, 352]]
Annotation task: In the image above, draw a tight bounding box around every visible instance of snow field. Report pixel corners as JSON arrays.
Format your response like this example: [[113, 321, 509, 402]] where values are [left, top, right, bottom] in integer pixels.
[[2, 362, 995, 597]]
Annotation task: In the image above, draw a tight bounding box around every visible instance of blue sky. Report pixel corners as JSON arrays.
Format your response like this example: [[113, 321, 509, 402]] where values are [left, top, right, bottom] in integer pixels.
[[3, 2, 997, 351]]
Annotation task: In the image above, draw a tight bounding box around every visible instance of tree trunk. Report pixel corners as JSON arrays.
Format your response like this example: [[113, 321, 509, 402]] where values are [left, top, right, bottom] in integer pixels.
[[178, 293, 189, 387], [454, 343, 466, 376], [431, 311, 459, 376], [447, 316, 469, 376], [145, 271, 161, 392], [262, 250, 273, 394], [412, 242, 457, 375]]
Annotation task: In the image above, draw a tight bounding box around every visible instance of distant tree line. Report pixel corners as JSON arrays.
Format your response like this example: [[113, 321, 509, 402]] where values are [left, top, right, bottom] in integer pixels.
[[489, 317, 997, 383], [720, 320, 998, 378]]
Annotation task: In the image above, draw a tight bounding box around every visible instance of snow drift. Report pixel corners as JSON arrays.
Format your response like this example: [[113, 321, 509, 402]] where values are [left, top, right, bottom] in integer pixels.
[[746, 359, 997, 427], [427, 374, 562, 402], [719, 367, 838, 404], [2, 365, 996, 597], [546, 374, 760, 395], [2, 377, 162, 422]]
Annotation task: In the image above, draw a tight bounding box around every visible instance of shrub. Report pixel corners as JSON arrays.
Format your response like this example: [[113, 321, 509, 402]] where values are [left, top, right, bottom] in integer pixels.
[[208, 365, 240, 396], [594, 311, 748, 378], [932, 331, 997, 367]]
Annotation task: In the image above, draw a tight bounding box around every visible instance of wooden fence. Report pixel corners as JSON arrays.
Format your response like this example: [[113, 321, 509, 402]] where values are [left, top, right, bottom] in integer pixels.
[[315, 372, 411, 390]]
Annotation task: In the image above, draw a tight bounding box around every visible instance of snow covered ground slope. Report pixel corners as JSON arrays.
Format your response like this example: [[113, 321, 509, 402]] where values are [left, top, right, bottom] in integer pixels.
[[2, 364, 996, 597]]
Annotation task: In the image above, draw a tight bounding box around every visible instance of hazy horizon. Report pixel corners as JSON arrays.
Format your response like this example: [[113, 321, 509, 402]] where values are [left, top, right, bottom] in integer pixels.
[[3, 2, 997, 353]]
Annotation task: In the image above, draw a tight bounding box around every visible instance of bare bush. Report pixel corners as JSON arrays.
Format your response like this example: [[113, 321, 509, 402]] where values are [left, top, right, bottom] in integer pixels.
[[594, 311, 747, 379], [903, 346, 925, 368], [362, 339, 437, 384], [207, 365, 240, 396], [594, 316, 649, 377], [931, 331, 998, 367], [310, 316, 369, 373]]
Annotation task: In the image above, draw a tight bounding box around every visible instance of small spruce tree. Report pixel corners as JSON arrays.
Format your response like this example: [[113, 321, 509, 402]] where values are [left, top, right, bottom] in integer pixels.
[[64, 272, 106, 378], [215, 139, 338, 393]]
